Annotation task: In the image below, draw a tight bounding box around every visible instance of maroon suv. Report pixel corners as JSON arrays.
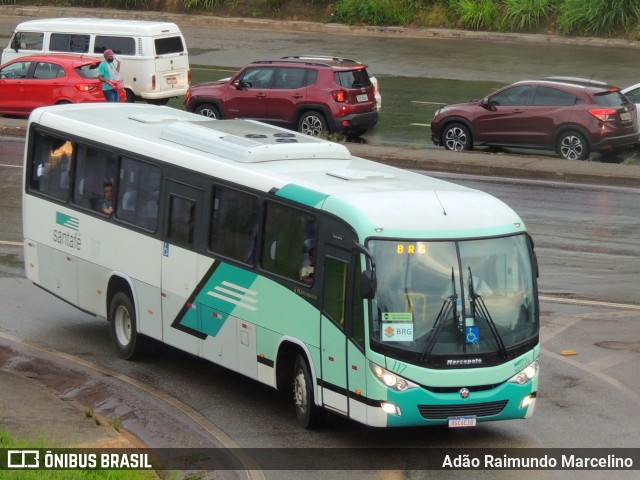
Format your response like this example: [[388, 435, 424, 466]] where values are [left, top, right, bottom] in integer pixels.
[[184, 57, 378, 137], [431, 77, 639, 160]]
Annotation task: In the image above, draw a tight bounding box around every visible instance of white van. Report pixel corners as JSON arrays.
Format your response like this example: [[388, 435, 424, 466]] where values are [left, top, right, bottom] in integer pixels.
[[2, 17, 191, 104]]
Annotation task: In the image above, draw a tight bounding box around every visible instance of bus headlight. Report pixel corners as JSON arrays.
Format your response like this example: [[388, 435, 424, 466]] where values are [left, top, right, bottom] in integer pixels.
[[508, 358, 539, 385], [369, 361, 418, 392]]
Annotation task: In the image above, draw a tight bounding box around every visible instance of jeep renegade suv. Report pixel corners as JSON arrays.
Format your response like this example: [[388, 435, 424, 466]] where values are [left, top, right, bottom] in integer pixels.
[[184, 57, 378, 137], [430, 77, 638, 160]]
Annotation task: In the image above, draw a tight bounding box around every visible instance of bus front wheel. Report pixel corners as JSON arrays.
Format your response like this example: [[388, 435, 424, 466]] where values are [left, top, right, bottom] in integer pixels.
[[109, 292, 140, 360], [293, 354, 321, 429]]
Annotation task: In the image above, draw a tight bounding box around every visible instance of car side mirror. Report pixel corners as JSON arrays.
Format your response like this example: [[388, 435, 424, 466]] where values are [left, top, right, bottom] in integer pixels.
[[481, 97, 497, 111]]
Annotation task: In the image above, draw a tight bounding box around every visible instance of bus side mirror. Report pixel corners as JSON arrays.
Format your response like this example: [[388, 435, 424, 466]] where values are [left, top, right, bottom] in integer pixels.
[[361, 269, 377, 299]]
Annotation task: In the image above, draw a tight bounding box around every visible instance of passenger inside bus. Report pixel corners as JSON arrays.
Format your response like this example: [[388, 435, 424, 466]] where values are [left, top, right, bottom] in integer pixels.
[[300, 247, 316, 285], [95, 182, 114, 216]]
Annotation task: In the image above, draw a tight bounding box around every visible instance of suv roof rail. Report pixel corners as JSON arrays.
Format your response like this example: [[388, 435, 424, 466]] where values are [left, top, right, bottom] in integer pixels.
[[544, 76, 609, 87], [281, 55, 360, 64], [251, 59, 331, 67]]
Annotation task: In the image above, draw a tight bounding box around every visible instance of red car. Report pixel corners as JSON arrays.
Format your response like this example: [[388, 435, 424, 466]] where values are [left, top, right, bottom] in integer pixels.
[[184, 57, 378, 137], [0, 53, 125, 116], [431, 77, 638, 160]]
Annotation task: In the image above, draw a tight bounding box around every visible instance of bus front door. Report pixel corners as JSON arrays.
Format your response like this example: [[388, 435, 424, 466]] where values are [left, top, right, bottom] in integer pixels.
[[161, 181, 204, 356], [319, 245, 353, 415]]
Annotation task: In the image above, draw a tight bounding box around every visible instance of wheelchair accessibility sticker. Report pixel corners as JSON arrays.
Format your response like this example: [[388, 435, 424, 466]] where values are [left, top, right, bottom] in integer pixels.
[[466, 326, 480, 344]]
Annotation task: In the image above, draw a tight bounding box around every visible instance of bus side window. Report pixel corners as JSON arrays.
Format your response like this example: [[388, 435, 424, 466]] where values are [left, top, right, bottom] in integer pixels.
[[168, 196, 196, 247], [73, 145, 116, 210], [261, 202, 315, 281], [116, 157, 160, 229], [30, 132, 73, 201], [209, 186, 259, 265]]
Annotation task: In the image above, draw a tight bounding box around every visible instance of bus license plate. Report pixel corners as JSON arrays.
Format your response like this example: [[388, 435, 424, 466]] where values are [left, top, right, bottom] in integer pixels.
[[166, 76, 177, 85], [448, 416, 477, 428], [620, 111, 631, 121], [356, 94, 368, 102]]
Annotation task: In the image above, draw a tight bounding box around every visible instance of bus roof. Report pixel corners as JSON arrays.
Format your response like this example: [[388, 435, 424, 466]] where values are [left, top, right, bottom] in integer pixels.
[[12, 18, 182, 36], [27, 104, 525, 238]]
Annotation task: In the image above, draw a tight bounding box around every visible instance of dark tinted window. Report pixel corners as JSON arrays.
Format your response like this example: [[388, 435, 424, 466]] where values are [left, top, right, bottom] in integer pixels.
[[261, 202, 316, 281], [532, 86, 576, 106], [273, 67, 306, 89], [94, 36, 136, 56], [335, 68, 371, 89], [50, 33, 90, 53], [29, 132, 73, 201], [117, 157, 161, 230], [594, 91, 628, 107], [209, 187, 259, 265], [305, 69, 318, 87], [73, 144, 117, 211], [154, 36, 185, 55], [168, 196, 196, 247], [490, 85, 531, 106]]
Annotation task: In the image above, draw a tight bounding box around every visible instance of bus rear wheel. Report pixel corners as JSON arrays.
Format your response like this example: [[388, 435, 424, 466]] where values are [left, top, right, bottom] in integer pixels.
[[109, 292, 140, 360], [293, 354, 321, 429]]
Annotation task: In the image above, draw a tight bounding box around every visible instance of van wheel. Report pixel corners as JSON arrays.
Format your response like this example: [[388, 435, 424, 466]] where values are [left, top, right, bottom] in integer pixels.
[[125, 89, 136, 103], [147, 98, 169, 106], [298, 111, 327, 136], [109, 292, 141, 360], [292, 354, 321, 429], [558, 131, 590, 160], [442, 123, 472, 151], [195, 104, 220, 119]]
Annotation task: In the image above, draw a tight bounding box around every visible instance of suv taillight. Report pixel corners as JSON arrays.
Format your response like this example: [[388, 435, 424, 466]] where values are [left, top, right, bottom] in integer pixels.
[[332, 90, 347, 103], [589, 108, 617, 122]]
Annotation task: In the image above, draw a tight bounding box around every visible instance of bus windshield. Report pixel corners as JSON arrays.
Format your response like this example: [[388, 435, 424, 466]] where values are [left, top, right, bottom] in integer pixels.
[[368, 234, 537, 365]]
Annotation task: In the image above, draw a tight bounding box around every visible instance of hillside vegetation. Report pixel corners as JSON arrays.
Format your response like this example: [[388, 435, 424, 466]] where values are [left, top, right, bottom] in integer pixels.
[[17, 0, 639, 39]]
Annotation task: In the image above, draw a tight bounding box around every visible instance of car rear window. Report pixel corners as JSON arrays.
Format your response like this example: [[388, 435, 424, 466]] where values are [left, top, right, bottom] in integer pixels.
[[335, 68, 372, 89], [154, 36, 186, 55], [75, 63, 100, 79], [594, 90, 628, 107]]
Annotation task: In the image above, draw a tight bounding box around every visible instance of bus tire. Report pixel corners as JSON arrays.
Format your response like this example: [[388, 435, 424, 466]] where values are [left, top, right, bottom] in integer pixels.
[[109, 291, 140, 360], [293, 354, 321, 429]]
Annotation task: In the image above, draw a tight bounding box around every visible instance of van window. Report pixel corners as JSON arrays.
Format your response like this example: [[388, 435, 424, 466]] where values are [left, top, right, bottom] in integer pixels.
[[94, 36, 136, 56], [50, 33, 90, 54], [154, 36, 185, 55], [12, 31, 44, 51]]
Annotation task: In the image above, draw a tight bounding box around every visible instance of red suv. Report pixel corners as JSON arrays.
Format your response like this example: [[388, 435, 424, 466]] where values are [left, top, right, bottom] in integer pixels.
[[430, 77, 638, 160], [183, 57, 378, 137]]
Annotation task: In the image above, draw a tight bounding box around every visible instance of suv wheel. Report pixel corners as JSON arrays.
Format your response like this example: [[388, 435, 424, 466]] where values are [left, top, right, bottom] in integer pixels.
[[443, 123, 472, 151], [195, 103, 221, 119], [298, 111, 327, 136], [558, 131, 590, 160]]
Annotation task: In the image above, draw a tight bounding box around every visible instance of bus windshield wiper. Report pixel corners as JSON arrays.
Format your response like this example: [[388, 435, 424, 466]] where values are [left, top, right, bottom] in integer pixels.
[[420, 268, 457, 363], [468, 267, 507, 358]]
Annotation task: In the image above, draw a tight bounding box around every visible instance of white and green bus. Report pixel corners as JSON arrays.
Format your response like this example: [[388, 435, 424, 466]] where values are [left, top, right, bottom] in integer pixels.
[[23, 103, 540, 429]]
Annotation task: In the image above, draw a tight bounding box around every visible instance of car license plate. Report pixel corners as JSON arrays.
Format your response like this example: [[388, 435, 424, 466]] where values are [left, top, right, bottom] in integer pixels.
[[166, 76, 177, 85], [448, 416, 477, 428], [356, 93, 368, 102], [620, 111, 631, 121]]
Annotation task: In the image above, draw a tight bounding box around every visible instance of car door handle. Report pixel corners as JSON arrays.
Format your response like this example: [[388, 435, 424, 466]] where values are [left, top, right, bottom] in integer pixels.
[[512, 109, 524, 114], [292, 94, 303, 99], [256, 93, 267, 99]]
